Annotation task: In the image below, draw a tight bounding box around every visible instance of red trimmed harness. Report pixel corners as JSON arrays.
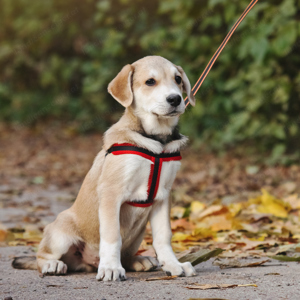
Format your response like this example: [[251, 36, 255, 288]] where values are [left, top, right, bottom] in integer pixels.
[[105, 143, 182, 207]]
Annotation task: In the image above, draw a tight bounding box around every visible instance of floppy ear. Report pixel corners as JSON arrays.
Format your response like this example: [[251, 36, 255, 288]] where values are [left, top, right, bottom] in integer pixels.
[[175, 65, 196, 106], [108, 64, 134, 107]]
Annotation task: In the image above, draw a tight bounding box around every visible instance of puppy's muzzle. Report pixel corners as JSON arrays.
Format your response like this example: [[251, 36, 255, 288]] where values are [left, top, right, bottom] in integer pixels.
[[166, 94, 181, 107]]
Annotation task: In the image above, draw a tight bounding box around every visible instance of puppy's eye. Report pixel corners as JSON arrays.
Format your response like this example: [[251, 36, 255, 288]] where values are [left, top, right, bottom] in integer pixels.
[[145, 78, 156, 86], [175, 75, 182, 84]]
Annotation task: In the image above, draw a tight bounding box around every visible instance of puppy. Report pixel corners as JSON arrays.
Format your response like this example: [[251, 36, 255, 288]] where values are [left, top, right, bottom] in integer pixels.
[[13, 56, 196, 281]]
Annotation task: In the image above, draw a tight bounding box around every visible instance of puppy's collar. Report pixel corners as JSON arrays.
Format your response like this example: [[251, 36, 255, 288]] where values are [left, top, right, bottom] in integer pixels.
[[139, 125, 182, 145], [105, 143, 182, 207]]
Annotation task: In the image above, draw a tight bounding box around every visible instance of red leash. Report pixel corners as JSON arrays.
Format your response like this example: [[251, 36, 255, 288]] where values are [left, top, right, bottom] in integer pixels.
[[185, 0, 259, 107]]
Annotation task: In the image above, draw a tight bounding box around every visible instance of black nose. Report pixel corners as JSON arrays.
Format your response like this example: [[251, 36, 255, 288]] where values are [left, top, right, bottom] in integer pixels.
[[166, 94, 181, 107]]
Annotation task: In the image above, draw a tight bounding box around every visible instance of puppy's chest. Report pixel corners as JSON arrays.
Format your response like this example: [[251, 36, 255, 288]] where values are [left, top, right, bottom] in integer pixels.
[[123, 154, 181, 201]]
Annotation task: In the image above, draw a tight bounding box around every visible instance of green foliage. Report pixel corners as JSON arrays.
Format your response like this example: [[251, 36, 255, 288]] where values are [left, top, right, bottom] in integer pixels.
[[0, 0, 299, 162]]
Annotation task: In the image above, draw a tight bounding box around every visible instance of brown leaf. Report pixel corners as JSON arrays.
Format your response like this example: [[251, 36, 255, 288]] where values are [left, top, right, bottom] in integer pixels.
[[196, 205, 228, 220], [186, 283, 237, 290], [0, 229, 7, 242], [213, 258, 270, 269], [145, 275, 178, 281], [186, 283, 257, 290], [179, 248, 223, 266], [171, 218, 195, 231]]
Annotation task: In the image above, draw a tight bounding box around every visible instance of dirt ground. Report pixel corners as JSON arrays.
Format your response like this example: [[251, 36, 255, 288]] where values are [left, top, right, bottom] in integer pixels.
[[1, 245, 300, 300]]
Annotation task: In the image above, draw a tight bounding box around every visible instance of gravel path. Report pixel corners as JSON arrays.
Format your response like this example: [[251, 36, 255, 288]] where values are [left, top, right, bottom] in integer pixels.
[[1, 246, 300, 300]]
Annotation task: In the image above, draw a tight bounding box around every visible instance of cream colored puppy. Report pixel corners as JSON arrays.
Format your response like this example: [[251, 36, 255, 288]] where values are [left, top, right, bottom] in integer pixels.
[[13, 56, 196, 281]]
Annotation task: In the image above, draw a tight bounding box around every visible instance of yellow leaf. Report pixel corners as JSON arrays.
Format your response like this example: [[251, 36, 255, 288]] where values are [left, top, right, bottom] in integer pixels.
[[171, 232, 191, 242], [257, 189, 289, 218], [238, 284, 257, 287], [172, 243, 189, 252], [228, 203, 242, 217], [190, 201, 205, 214], [249, 233, 267, 242], [192, 228, 216, 239], [8, 241, 27, 246]]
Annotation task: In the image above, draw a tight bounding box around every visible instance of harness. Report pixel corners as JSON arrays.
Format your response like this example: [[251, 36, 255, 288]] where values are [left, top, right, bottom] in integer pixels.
[[105, 143, 182, 207]]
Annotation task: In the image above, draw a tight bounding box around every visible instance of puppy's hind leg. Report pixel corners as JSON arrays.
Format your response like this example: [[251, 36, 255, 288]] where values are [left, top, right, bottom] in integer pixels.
[[37, 225, 70, 275], [37, 210, 90, 275]]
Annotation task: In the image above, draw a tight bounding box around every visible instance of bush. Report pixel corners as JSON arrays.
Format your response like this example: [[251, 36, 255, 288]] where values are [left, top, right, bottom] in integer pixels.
[[0, 0, 299, 162]]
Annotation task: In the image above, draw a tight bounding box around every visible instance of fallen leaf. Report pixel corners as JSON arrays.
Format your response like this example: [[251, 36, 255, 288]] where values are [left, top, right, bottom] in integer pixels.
[[213, 258, 269, 269], [190, 201, 206, 214], [186, 284, 237, 290], [238, 284, 258, 287], [0, 229, 7, 242], [171, 206, 186, 219], [171, 232, 191, 242], [185, 283, 257, 290], [145, 275, 178, 281], [283, 194, 300, 210], [228, 203, 242, 217], [269, 255, 300, 262], [255, 189, 290, 218], [207, 214, 233, 231], [179, 248, 223, 266], [196, 205, 228, 220], [192, 228, 216, 239], [171, 218, 195, 231]]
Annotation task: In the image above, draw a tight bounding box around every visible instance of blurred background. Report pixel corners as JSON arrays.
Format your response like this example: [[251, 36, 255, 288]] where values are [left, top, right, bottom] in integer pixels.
[[0, 0, 299, 161], [0, 0, 300, 198]]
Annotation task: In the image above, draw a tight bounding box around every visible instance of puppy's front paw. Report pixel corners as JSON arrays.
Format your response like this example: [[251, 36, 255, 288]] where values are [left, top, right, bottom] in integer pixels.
[[42, 260, 67, 275], [96, 264, 126, 282], [163, 261, 196, 277]]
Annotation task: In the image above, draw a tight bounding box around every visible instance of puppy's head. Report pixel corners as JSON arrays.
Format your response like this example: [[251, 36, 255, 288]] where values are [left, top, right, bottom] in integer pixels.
[[108, 56, 195, 119]]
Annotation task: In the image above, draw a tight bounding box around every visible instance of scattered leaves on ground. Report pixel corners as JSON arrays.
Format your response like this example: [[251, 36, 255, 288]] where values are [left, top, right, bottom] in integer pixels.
[[139, 189, 300, 266]]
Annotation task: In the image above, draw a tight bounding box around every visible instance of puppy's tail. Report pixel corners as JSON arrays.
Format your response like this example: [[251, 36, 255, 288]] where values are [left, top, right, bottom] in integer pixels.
[[12, 256, 37, 270]]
